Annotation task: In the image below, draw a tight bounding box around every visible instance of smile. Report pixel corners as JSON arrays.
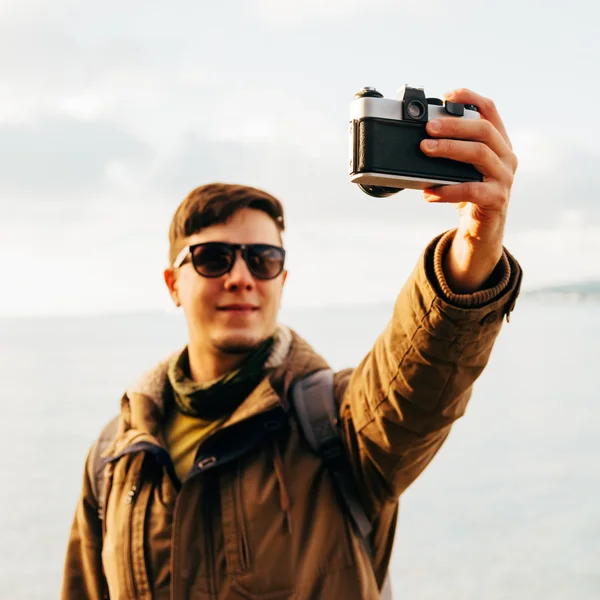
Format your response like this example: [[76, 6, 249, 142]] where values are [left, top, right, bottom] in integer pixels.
[[217, 305, 259, 312]]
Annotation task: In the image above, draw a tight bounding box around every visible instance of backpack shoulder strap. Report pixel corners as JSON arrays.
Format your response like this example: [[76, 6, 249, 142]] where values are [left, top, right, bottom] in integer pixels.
[[291, 369, 373, 549], [89, 415, 120, 518]]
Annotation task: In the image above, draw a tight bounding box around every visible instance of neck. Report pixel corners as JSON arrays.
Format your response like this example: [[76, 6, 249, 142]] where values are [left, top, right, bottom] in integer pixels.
[[187, 345, 248, 383]]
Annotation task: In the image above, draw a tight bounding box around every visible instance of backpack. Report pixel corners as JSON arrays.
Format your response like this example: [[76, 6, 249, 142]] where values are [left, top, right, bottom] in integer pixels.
[[89, 369, 393, 599]]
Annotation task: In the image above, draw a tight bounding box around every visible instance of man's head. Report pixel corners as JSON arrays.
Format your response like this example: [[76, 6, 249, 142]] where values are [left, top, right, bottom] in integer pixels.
[[164, 183, 287, 361]]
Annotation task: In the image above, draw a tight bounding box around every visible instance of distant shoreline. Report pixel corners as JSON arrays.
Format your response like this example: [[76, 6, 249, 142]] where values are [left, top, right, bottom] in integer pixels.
[[3, 301, 600, 323], [3, 288, 600, 321], [524, 281, 600, 303]]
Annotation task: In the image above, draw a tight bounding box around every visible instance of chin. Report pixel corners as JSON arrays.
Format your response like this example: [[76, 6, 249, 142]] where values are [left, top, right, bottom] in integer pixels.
[[212, 328, 267, 355]]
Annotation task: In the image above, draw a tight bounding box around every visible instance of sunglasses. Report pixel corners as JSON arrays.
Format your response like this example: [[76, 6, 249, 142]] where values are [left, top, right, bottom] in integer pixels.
[[173, 242, 286, 280]]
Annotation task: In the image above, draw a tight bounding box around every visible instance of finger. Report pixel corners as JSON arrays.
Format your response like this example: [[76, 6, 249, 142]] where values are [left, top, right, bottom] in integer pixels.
[[444, 88, 512, 149], [420, 138, 513, 183], [423, 181, 506, 210], [426, 116, 515, 167]]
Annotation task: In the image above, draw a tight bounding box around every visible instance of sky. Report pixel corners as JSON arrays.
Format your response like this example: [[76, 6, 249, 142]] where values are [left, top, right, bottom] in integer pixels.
[[1, 0, 599, 316]]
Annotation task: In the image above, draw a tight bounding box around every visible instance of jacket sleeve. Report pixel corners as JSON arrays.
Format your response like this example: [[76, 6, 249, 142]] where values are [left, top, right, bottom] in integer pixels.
[[60, 445, 107, 600], [338, 230, 523, 518]]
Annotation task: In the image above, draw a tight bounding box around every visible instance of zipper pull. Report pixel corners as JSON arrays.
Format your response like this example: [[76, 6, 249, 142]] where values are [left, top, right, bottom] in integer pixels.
[[124, 482, 138, 505]]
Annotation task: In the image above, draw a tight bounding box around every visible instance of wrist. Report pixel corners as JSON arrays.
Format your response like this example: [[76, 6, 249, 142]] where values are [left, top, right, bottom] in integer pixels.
[[442, 230, 503, 294]]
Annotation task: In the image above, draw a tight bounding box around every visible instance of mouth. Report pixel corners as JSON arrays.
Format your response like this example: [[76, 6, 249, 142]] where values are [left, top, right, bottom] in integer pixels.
[[217, 304, 259, 313]]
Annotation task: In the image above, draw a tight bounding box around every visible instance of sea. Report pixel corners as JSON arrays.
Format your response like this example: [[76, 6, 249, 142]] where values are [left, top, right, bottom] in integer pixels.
[[0, 298, 598, 599]]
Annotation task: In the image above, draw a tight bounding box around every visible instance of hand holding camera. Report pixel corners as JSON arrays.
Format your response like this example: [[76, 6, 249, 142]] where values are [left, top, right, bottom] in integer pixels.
[[350, 85, 518, 293]]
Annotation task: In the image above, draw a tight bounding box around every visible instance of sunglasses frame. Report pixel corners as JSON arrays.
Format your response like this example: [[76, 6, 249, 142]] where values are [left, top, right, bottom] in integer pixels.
[[173, 242, 286, 280]]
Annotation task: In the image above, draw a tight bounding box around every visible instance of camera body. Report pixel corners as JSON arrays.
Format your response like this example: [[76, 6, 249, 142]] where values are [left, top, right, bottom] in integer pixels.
[[349, 85, 483, 198]]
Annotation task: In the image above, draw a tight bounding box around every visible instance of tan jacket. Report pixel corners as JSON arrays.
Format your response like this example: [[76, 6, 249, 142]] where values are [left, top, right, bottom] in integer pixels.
[[61, 233, 522, 599]]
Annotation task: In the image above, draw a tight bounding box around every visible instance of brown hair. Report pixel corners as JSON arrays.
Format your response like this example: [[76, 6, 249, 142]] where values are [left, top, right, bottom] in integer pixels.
[[168, 183, 285, 265]]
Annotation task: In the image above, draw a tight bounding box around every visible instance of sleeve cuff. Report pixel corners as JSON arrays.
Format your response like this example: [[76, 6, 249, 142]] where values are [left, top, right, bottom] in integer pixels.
[[432, 229, 512, 309]]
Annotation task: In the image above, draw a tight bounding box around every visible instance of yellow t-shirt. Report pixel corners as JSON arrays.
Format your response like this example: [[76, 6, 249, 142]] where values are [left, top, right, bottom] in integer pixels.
[[163, 341, 273, 482], [162, 409, 229, 482]]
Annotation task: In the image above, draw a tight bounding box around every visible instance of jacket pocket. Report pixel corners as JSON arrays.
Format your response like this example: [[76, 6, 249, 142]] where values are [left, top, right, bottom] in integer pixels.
[[220, 455, 295, 599], [220, 465, 251, 577]]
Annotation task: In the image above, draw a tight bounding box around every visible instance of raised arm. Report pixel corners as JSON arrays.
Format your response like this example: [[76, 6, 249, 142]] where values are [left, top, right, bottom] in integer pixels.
[[339, 88, 522, 516]]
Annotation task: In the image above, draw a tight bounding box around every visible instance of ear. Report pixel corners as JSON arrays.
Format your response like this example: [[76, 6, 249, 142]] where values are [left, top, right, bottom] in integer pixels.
[[277, 270, 288, 299], [164, 268, 181, 307]]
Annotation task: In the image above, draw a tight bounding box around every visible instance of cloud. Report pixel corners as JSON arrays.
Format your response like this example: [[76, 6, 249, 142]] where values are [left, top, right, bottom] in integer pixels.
[[0, 116, 152, 202], [254, 0, 368, 23], [0, 0, 597, 238], [509, 128, 600, 229], [253, 0, 440, 24], [151, 117, 600, 235], [2, 97, 597, 242], [148, 127, 461, 233]]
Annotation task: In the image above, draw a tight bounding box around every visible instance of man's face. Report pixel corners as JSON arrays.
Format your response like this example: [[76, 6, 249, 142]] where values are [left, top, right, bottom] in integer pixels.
[[166, 208, 287, 355]]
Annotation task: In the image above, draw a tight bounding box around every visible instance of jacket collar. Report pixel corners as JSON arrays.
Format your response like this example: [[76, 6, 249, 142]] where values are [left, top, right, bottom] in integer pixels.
[[117, 325, 330, 438]]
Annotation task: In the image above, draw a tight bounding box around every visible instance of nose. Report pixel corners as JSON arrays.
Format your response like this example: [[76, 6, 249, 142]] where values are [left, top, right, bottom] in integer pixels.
[[223, 250, 254, 291]]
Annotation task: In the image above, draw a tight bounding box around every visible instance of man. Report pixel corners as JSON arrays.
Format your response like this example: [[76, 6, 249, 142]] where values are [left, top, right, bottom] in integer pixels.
[[61, 88, 522, 599]]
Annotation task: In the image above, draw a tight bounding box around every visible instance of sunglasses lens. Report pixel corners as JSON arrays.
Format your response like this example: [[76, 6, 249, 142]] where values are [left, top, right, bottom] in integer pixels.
[[246, 245, 285, 279], [191, 244, 233, 277], [189, 243, 285, 279]]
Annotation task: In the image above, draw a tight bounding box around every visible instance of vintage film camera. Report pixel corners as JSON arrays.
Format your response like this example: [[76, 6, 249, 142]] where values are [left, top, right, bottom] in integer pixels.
[[349, 85, 483, 198]]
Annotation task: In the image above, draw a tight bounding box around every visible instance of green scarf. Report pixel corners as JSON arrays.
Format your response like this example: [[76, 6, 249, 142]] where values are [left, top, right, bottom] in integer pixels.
[[167, 336, 275, 419]]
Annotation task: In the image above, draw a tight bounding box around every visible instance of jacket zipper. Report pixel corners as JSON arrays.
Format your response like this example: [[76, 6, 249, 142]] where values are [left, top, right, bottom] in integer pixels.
[[205, 472, 217, 598], [235, 462, 251, 572], [108, 442, 180, 600], [123, 481, 139, 600], [171, 492, 183, 600]]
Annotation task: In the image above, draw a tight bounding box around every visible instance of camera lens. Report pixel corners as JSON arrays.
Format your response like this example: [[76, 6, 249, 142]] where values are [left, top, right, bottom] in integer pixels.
[[358, 184, 402, 198], [406, 100, 425, 120]]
